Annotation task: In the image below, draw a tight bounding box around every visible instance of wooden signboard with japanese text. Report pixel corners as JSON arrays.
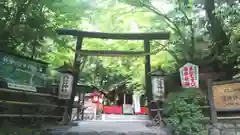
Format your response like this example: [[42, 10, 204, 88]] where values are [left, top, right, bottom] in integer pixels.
[[208, 80, 240, 124], [0, 51, 48, 89], [212, 81, 240, 111]]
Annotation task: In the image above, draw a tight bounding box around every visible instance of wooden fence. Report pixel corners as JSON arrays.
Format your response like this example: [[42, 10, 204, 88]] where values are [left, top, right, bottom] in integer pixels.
[[0, 86, 67, 128]]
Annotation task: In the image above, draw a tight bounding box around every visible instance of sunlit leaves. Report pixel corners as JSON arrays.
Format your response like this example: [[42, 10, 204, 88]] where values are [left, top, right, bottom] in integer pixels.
[[3, 0, 231, 92], [117, 0, 150, 7], [214, 1, 240, 68]]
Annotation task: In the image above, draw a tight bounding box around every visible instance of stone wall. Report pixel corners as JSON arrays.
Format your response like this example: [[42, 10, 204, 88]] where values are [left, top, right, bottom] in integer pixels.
[[208, 123, 240, 135]]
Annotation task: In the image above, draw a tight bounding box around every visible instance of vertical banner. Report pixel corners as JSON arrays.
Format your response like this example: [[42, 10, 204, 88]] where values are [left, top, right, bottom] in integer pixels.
[[133, 94, 141, 113], [122, 104, 134, 114], [59, 73, 73, 99], [179, 63, 199, 88], [151, 76, 165, 100]]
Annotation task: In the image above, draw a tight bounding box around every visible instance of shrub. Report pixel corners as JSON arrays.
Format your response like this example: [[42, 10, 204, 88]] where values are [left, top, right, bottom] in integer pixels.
[[162, 88, 207, 135]]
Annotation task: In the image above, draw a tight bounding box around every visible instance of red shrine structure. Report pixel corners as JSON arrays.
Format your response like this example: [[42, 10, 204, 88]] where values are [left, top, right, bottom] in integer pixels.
[[74, 83, 148, 118], [101, 82, 148, 115]]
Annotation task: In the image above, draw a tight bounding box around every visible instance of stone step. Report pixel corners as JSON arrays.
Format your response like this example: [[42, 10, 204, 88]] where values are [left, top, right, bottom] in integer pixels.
[[47, 131, 168, 135], [102, 114, 149, 121], [40, 121, 170, 135]]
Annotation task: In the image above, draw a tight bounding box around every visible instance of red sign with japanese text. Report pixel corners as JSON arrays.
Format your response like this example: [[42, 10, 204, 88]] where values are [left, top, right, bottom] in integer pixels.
[[179, 63, 199, 88]]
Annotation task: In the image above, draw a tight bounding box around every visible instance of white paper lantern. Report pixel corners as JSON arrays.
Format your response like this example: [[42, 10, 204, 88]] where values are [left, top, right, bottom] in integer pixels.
[[150, 70, 166, 101], [58, 73, 74, 99]]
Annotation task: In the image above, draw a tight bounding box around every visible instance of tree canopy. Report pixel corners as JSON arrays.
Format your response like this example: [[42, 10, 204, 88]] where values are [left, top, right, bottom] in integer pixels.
[[1, 0, 240, 93]]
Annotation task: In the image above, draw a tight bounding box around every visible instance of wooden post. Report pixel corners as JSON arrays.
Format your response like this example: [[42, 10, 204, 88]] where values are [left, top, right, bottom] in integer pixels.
[[207, 79, 217, 124], [114, 92, 117, 105], [81, 92, 85, 120], [144, 40, 152, 101], [76, 92, 81, 120], [93, 103, 97, 120], [67, 37, 83, 118], [144, 40, 153, 118], [62, 100, 70, 125]]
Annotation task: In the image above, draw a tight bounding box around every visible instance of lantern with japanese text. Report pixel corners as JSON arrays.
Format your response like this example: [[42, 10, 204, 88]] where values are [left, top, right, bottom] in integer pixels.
[[91, 91, 102, 103], [55, 63, 75, 100], [179, 63, 199, 88], [150, 69, 166, 101], [55, 63, 76, 124]]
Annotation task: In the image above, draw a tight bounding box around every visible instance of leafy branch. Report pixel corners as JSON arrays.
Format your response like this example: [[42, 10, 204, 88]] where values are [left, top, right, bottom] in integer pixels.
[[139, 0, 189, 47], [155, 41, 181, 66]]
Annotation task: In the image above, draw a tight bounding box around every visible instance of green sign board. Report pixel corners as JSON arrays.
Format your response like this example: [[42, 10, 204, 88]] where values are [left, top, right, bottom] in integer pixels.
[[0, 52, 48, 88]]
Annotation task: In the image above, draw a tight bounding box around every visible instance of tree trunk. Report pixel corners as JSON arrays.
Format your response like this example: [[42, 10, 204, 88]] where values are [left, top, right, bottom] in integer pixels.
[[204, 0, 234, 79], [204, 0, 229, 54]]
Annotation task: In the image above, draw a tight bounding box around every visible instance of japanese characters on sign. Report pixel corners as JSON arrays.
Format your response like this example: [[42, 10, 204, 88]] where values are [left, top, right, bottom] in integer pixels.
[[7, 83, 37, 92], [212, 82, 240, 111], [59, 74, 73, 99], [1, 54, 45, 73], [179, 63, 199, 88], [152, 76, 165, 100], [0, 52, 48, 88]]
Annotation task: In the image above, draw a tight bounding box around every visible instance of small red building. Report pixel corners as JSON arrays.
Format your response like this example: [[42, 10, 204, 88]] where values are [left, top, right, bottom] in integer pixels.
[[102, 81, 148, 115]]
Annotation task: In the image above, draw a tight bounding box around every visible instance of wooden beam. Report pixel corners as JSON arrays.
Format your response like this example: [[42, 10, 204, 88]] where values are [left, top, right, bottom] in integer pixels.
[[0, 114, 62, 118], [0, 88, 59, 98], [79, 50, 147, 56], [56, 29, 170, 40], [0, 100, 66, 108]]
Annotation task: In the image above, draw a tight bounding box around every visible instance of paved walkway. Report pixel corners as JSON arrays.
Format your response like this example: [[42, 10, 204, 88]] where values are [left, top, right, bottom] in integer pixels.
[[46, 120, 169, 135]]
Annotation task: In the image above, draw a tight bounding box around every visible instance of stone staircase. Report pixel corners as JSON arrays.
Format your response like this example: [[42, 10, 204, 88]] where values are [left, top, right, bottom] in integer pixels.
[[42, 115, 170, 135], [101, 114, 149, 121]]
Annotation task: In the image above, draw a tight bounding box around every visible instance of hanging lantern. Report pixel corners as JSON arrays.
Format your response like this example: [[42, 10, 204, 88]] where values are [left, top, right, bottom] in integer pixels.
[[55, 63, 75, 100], [91, 91, 102, 103], [93, 95, 99, 103]]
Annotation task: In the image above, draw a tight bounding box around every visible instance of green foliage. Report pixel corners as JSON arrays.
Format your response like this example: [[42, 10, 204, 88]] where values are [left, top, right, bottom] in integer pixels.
[[163, 88, 207, 135], [2, 0, 240, 133], [214, 2, 240, 69], [1, 0, 238, 92]]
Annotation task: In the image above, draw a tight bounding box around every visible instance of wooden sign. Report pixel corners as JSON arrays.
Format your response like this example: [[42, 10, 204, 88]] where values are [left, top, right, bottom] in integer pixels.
[[212, 81, 240, 111], [0, 51, 48, 88]]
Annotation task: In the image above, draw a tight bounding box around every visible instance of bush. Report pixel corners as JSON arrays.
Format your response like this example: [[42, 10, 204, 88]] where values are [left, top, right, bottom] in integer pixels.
[[162, 88, 207, 135]]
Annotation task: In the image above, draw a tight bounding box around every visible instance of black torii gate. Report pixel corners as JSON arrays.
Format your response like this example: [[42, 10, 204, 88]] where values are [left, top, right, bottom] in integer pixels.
[[56, 28, 170, 118]]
